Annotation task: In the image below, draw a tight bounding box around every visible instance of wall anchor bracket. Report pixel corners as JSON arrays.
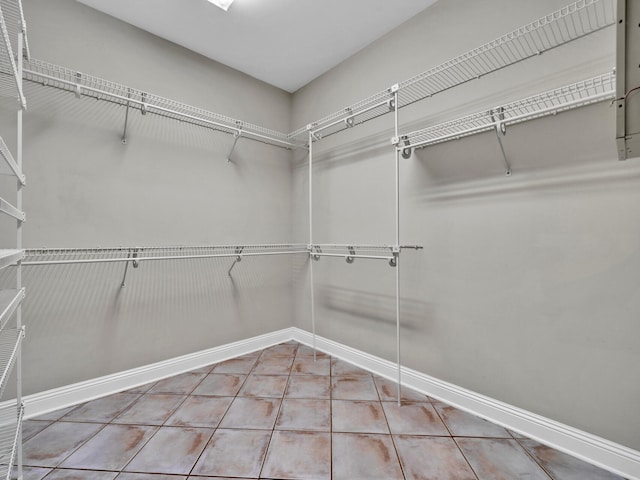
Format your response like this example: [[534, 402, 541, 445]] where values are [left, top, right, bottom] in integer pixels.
[[120, 248, 139, 288], [490, 107, 512, 176], [346, 246, 355, 264], [121, 88, 132, 144], [74, 72, 82, 99], [310, 245, 322, 261], [227, 246, 244, 276], [227, 128, 242, 163]]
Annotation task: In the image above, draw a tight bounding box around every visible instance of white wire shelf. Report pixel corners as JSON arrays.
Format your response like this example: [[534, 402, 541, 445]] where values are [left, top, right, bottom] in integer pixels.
[[0, 251, 21, 272], [22, 244, 310, 266], [289, 0, 616, 141], [401, 72, 616, 150], [0, 400, 23, 480], [0, 289, 22, 332], [0, 0, 28, 60], [0, 2, 25, 109], [21, 58, 306, 151], [0, 137, 24, 185], [0, 328, 22, 400], [0, 197, 23, 222]]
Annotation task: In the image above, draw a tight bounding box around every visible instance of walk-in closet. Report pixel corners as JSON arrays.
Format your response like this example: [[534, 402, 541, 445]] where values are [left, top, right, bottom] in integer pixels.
[[0, 0, 639, 479]]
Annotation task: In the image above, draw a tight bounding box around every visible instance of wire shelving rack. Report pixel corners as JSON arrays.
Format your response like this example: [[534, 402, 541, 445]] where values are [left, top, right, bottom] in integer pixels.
[[401, 72, 616, 150], [21, 58, 305, 151], [289, 0, 616, 141]]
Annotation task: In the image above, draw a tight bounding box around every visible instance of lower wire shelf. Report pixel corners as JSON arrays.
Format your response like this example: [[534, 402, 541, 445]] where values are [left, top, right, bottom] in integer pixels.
[[0, 400, 23, 480], [0, 329, 23, 401]]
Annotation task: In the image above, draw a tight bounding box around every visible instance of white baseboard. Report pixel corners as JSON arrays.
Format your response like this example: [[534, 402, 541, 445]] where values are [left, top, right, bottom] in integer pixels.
[[20, 327, 295, 420], [290, 327, 640, 480], [15, 326, 639, 480]]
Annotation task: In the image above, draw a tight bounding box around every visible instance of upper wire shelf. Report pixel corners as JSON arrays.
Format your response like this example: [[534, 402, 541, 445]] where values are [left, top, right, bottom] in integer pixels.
[[21, 58, 306, 151], [0, 0, 28, 60], [0, 2, 25, 109], [289, 0, 616, 142], [401, 71, 616, 150]]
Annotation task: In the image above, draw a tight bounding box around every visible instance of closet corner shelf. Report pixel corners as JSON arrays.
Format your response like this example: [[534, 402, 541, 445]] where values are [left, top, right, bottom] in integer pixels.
[[0, 400, 24, 480], [0, 250, 22, 271], [0, 136, 25, 185], [401, 71, 616, 150], [289, 0, 616, 141], [0, 289, 23, 332], [0, 327, 23, 400]]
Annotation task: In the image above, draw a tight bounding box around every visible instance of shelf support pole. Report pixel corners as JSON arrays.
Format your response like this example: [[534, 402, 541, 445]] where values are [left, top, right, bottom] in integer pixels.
[[392, 85, 402, 406], [308, 129, 316, 362], [16, 31, 24, 480]]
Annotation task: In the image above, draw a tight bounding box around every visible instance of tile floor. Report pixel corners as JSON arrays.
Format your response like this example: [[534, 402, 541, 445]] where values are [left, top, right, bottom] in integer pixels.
[[18, 341, 624, 479]]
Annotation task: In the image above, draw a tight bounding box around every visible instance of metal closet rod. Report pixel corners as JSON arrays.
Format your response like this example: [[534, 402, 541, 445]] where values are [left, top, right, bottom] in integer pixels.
[[21, 63, 305, 151]]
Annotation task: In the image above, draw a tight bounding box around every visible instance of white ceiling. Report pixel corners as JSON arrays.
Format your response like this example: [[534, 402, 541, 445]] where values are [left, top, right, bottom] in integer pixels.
[[76, 0, 439, 93]]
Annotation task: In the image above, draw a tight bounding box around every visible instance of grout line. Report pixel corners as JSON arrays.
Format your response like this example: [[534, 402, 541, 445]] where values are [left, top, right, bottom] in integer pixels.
[[375, 373, 407, 480], [257, 342, 297, 479], [185, 350, 261, 478], [430, 397, 480, 480], [513, 435, 556, 480]]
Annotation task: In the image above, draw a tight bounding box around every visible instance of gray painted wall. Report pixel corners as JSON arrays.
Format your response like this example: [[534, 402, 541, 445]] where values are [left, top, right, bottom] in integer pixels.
[[291, 0, 640, 451], [0, 0, 294, 395]]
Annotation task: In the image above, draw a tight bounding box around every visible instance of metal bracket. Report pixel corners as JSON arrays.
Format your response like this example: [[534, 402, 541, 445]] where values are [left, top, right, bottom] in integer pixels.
[[74, 72, 82, 99], [389, 246, 400, 267], [390, 84, 400, 93], [120, 248, 139, 288], [227, 246, 244, 276], [400, 136, 412, 159], [490, 107, 512, 176], [122, 88, 132, 145], [344, 108, 354, 128], [227, 128, 242, 163], [387, 98, 396, 112], [346, 246, 356, 264], [141, 93, 148, 116], [310, 245, 322, 261]]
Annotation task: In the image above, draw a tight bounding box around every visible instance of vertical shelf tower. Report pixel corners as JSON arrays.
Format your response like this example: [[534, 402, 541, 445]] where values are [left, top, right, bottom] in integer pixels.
[[0, 0, 27, 479]]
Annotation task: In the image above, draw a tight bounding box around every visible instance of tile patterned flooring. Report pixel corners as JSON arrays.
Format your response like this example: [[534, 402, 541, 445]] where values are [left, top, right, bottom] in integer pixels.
[[19, 341, 624, 479]]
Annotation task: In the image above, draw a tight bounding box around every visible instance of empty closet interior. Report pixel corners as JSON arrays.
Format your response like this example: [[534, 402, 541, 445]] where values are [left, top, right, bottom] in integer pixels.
[[1, 0, 639, 478]]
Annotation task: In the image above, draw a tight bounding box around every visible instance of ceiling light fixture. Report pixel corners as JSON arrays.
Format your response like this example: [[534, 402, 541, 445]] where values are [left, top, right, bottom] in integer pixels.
[[207, 0, 235, 11]]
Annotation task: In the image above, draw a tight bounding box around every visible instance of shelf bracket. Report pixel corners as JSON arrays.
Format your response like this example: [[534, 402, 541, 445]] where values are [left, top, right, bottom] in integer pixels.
[[121, 88, 132, 145], [227, 128, 242, 163], [227, 246, 244, 276], [141, 93, 148, 116], [345, 246, 355, 264], [74, 72, 82, 99], [389, 246, 400, 268], [120, 248, 139, 288], [490, 107, 512, 176], [310, 245, 322, 261]]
